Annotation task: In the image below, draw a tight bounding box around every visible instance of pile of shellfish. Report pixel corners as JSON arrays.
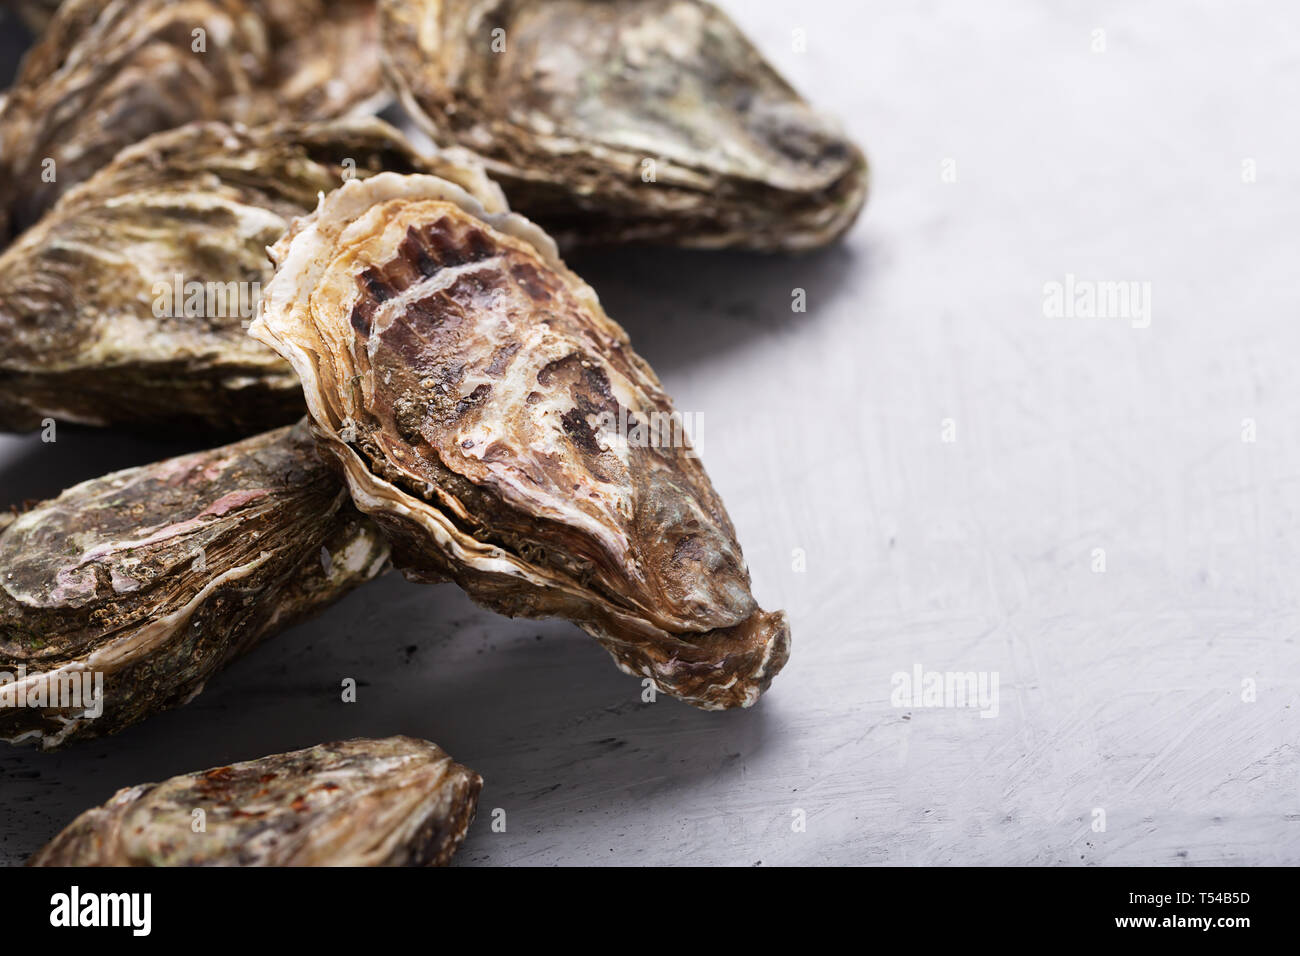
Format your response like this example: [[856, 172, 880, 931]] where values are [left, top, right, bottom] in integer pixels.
[[0, 0, 865, 866]]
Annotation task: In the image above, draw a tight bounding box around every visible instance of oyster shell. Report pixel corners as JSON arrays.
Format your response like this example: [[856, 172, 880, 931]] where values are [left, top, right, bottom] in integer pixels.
[[250, 0, 388, 120], [380, 0, 868, 250], [0, 421, 390, 750], [0, 0, 386, 243], [251, 173, 790, 709], [0, 117, 505, 433], [28, 736, 480, 866]]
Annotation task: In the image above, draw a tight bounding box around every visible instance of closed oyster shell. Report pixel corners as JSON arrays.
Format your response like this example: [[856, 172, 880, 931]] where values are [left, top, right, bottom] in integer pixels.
[[0, 117, 505, 433], [0, 0, 386, 243], [380, 0, 867, 250], [28, 737, 480, 866], [0, 421, 390, 750], [251, 173, 790, 709]]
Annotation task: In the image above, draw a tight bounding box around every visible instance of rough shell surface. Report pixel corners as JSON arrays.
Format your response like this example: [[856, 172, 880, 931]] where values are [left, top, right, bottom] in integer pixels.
[[0, 117, 505, 433], [28, 736, 480, 866], [251, 173, 790, 709], [380, 0, 867, 250], [0, 0, 386, 243], [0, 421, 390, 750]]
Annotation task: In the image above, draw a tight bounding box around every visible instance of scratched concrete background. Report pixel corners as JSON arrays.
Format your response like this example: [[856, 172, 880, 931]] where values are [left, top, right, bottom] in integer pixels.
[[2, 0, 1299, 866]]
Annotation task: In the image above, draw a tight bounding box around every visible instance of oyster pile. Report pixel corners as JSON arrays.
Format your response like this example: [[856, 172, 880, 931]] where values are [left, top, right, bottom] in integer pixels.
[[0, 422, 389, 749], [381, 0, 868, 249], [29, 737, 481, 866], [252, 173, 789, 709], [0, 116, 504, 432], [0, 0, 859, 865], [0, 0, 386, 243]]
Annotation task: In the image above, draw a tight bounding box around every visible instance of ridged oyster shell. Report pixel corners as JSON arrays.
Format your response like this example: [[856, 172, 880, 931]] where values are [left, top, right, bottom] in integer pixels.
[[0, 117, 505, 432], [251, 173, 790, 709], [0, 0, 386, 243], [380, 0, 867, 250], [0, 421, 390, 750], [28, 737, 480, 866]]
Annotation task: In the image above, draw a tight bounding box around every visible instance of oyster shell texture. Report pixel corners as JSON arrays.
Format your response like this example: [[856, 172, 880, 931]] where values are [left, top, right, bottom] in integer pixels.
[[380, 0, 867, 250], [0, 0, 386, 244], [0, 116, 506, 433], [251, 173, 790, 710], [28, 737, 481, 866], [0, 421, 390, 750]]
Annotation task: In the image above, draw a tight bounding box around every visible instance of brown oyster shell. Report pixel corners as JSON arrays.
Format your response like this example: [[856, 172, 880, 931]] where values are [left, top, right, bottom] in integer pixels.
[[0, 117, 505, 433], [249, 0, 388, 120], [0, 0, 387, 243], [380, 0, 868, 250], [0, 421, 390, 750], [251, 173, 790, 709], [28, 736, 480, 866]]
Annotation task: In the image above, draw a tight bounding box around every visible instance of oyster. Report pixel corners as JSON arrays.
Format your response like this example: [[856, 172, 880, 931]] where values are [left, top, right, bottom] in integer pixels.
[[28, 737, 481, 866], [0, 117, 505, 433], [0, 0, 386, 243], [251, 173, 790, 709], [0, 421, 390, 750], [380, 0, 868, 250], [250, 0, 389, 120]]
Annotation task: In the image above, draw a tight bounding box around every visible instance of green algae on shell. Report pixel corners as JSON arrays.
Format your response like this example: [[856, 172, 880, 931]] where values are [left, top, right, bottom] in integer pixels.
[[28, 736, 480, 865], [0, 421, 390, 750]]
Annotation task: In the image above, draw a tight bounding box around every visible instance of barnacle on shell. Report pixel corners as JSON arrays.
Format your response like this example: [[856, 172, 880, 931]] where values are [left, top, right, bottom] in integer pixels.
[[28, 737, 480, 866], [251, 172, 790, 709], [381, 0, 868, 250], [0, 421, 390, 750]]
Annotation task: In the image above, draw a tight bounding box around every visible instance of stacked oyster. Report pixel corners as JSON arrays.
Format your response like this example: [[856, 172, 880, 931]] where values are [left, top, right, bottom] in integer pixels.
[[0, 117, 506, 431], [381, 0, 868, 250], [0, 0, 865, 866], [29, 737, 482, 866]]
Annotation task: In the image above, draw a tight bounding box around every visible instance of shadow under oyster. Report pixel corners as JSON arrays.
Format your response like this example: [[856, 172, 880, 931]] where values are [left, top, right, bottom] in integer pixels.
[[0, 0, 387, 244], [0, 116, 505, 433], [0, 421, 389, 750], [28, 737, 480, 866], [251, 172, 790, 710], [380, 0, 868, 250]]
